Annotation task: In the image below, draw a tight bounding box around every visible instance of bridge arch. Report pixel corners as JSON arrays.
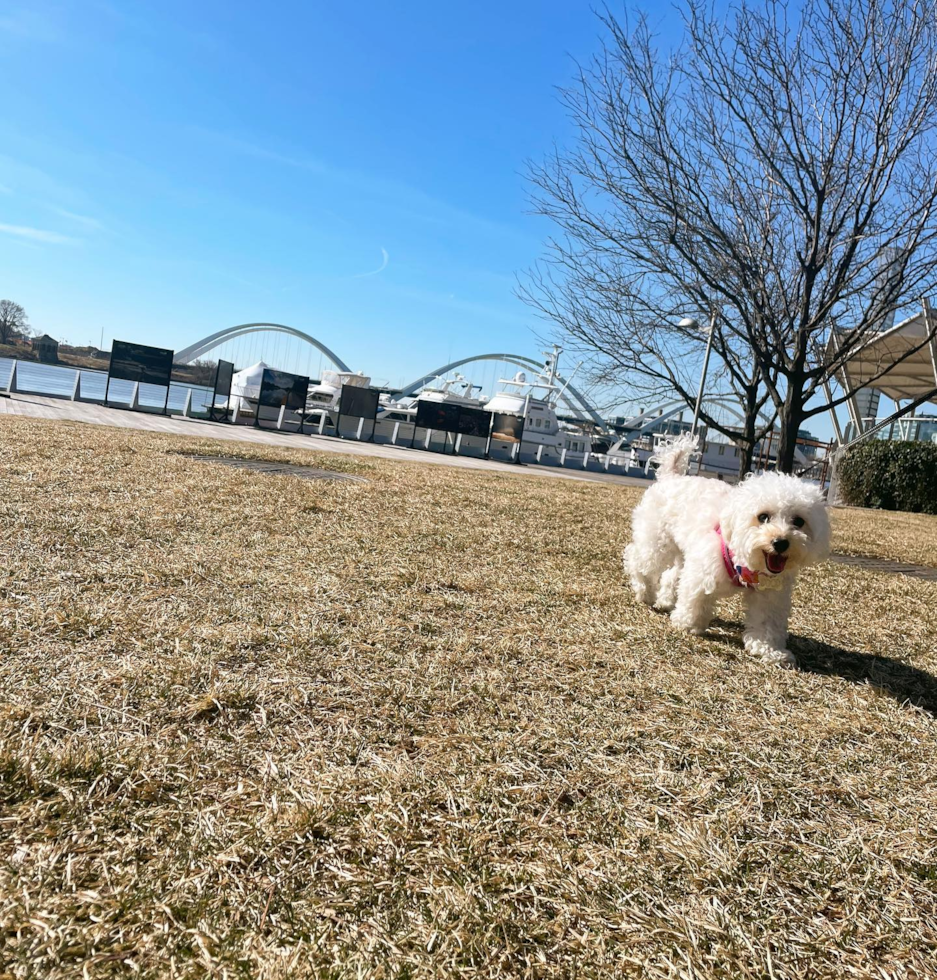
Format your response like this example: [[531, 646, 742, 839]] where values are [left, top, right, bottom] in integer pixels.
[[399, 353, 606, 427], [174, 323, 351, 372], [618, 398, 773, 436]]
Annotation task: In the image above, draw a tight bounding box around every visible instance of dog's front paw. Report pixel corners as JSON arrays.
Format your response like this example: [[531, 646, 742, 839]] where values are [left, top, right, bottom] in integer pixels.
[[763, 647, 796, 669], [670, 609, 708, 635], [746, 637, 797, 669]]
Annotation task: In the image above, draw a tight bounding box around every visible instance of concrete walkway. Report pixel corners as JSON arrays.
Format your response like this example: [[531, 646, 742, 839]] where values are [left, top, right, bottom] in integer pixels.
[[0, 393, 650, 488]]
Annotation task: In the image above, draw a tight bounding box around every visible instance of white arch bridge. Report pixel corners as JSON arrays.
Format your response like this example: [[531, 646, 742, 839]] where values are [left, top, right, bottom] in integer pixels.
[[174, 323, 606, 425], [174, 323, 352, 373], [614, 398, 774, 436]]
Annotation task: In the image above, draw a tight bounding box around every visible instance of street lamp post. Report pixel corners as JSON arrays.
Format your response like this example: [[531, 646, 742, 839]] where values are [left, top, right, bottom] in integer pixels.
[[689, 309, 717, 436]]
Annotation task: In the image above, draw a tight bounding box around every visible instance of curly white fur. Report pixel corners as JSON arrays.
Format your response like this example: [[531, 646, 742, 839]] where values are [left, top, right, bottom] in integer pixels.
[[624, 435, 831, 668]]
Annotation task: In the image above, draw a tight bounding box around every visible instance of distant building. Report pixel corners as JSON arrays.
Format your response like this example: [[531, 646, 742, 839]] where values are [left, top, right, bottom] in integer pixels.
[[31, 334, 59, 363]]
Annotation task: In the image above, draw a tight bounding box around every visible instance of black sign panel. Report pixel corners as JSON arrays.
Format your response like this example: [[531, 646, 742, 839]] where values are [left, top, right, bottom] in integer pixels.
[[338, 385, 380, 420], [415, 400, 461, 433], [457, 405, 492, 438], [490, 412, 525, 444], [259, 368, 309, 411], [214, 360, 234, 399], [208, 359, 235, 421], [109, 340, 174, 386]]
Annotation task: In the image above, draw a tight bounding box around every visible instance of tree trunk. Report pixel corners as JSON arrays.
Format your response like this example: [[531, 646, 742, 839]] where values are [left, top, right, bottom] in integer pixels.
[[735, 411, 756, 479], [776, 386, 805, 474], [735, 378, 760, 479]]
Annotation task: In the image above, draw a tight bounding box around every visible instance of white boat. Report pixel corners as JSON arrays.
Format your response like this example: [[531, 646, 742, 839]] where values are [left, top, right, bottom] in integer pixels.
[[482, 348, 596, 457], [305, 369, 371, 424], [379, 372, 486, 421]]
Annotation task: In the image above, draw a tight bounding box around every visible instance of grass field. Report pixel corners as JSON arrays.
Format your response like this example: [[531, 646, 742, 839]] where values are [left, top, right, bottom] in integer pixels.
[[1, 416, 936, 979]]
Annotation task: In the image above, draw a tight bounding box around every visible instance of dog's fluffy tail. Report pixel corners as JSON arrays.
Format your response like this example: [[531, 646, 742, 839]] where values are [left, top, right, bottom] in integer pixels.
[[650, 432, 699, 480]]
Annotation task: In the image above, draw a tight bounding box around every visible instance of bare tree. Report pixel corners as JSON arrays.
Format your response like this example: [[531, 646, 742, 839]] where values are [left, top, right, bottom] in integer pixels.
[[189, 359, 219, 386], [0, 300, 29, 346], [523, 0, 937, 473], [523, 264, 779, 476]]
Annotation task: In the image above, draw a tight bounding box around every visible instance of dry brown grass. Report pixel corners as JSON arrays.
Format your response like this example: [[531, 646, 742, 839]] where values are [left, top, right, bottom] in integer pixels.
[[1, 416, 936, 980], [831, 505, 937, 568]]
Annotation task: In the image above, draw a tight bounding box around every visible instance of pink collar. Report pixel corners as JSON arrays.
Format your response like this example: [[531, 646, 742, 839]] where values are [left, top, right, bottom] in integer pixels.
[[715, 524, 759, 588]]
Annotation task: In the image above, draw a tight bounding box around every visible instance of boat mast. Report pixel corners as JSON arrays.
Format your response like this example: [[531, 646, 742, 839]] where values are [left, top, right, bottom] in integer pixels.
[[554, 360, 583, 410], [544, 345, 562, 389]]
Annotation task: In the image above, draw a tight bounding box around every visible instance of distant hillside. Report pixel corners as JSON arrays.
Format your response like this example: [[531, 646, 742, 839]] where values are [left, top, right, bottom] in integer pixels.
[[0, 342, 217, 386]]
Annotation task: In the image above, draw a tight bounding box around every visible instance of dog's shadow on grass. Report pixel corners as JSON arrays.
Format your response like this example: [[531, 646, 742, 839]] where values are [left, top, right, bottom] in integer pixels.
[[791, 635, 937, 716], [708, 618, 937, 716]]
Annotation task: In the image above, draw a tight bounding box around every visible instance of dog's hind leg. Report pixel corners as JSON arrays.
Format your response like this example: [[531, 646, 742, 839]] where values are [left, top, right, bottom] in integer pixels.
[[669, 562, 717, 635], [652, 560, 682, 612], [625, 503, 674, 606], [626, 539, 676, 607], [624, 542, 657, 605]]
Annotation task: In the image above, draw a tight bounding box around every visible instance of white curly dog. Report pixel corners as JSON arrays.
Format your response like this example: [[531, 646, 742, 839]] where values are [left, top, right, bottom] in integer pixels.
[[624, 434, 831, 667]]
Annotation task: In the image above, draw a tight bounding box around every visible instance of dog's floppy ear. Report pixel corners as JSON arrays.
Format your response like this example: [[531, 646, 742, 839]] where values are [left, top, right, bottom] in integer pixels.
[[806, 497, 832, 562]]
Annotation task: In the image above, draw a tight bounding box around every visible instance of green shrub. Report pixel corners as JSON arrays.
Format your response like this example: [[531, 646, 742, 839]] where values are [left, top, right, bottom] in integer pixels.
[[837, 440, 937, 514]]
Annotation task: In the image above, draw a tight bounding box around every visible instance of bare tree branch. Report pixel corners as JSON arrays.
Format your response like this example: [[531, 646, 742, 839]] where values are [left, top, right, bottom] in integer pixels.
[[522, 0, 937, 472]]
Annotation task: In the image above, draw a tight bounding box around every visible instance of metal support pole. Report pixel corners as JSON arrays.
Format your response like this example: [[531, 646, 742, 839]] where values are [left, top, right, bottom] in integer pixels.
[[356, 417, 364, 440], [560, 448, 567, 466], [821, 378, 845, 444], [923, 297, 937, 391], [71, 371, 80, 401], [691, 309, 717, 436], [391, 421, 400, 445], [276, 404, 286, 430]]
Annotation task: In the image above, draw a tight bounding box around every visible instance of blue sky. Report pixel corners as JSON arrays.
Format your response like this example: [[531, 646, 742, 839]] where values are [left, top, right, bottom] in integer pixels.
[[0, 0, 627, 388]]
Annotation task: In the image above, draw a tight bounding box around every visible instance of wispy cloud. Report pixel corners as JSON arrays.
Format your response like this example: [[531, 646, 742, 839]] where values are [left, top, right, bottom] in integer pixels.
[[0, 154, 81, 203], [189, 127, 537, 245], [352, 247, 390, 279], [0, 184, 12, 195], [384, 281, 530, 328], [48, 206, 103, 231], [0, 7, 65, 43], [198, 131, 326, 174], [0, 223, 75, 244]]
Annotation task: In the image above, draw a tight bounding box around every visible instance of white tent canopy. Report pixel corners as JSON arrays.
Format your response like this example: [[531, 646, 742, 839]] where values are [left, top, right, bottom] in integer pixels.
[[837, 313, 937, 403], [226, 361, 269, 411]]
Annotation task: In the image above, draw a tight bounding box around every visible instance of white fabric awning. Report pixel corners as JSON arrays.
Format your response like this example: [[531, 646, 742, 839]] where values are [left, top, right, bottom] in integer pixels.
[[837, 314, 937, 403], [230, 361, 269, 402]]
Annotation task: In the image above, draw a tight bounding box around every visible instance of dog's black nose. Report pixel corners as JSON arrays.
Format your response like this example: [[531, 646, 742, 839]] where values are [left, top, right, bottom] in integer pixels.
[[773, 538, 790, 553]]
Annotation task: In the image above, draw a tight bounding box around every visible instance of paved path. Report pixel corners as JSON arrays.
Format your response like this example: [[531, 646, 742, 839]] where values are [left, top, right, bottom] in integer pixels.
[[0, 393, 650, 489]]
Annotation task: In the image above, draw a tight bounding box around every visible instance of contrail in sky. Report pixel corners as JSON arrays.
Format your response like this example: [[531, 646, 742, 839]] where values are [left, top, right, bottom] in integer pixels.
[[352, 247, 389, 278]]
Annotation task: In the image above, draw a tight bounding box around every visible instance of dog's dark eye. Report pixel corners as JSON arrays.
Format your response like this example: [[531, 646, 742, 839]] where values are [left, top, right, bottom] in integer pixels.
[[758, 513, 770, 523], [792, 516, 805, 529]]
